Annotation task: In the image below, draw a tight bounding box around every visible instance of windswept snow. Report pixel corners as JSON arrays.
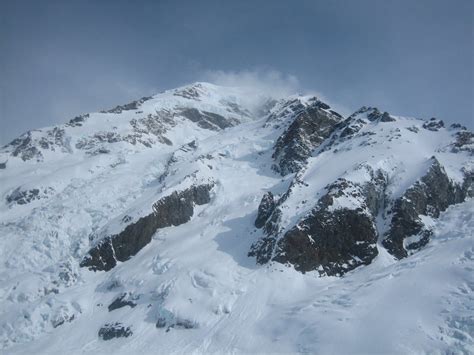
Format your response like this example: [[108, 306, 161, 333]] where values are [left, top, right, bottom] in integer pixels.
[[4, 197, 473, 354], [0, 83, 472, 354]]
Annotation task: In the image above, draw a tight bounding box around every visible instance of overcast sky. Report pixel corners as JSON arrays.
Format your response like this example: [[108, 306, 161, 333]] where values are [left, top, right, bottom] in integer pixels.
[[1, 0, 473, 144]]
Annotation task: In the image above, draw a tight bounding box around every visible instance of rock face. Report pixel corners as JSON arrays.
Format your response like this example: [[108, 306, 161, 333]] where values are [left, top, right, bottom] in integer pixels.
[[451, 130, 474, 155], [365, 107, 395, 122], [66, 114, 89, 127], [98, 323, 133, 340], [274, 207, 378, 275], [101, 96, 152, 114], [332, 107, 396, 143], [10, 134, 43, 161], [272, 102, 341, 175], [382, 158, 468, 258], [80, 183, 213, 271], [254, 192, 276, 228], [108, 293, 138, 312], [251, 153, 473, 274], [2, 127, 71, 162], [251, 169, 387, 276], [6, 186, 54, 205], [422, 118, 445, 131], [156, 317, 197, 331], [179, 108, 239, 131], [51, 304, 77, 328]]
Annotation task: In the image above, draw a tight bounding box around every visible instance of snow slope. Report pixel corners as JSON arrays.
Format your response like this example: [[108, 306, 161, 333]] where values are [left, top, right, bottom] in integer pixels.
[[0, 83, 472, 354]]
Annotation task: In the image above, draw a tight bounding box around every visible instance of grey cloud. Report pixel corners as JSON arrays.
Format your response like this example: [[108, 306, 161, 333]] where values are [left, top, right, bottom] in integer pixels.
[[1, 0, 472, 145]]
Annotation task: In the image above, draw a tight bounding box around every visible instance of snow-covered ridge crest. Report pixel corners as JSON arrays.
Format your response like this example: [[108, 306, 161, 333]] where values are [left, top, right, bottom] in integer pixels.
[[0, 82, 275, 167]]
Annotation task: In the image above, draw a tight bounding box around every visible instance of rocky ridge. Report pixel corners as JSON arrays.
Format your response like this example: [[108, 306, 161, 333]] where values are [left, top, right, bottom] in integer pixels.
[[250, 107, 473, 275], [81, 183, 214, 271]]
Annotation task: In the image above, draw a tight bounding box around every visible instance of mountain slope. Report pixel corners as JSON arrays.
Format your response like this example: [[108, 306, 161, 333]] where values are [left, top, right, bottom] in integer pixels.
[[0, 83, 472, 353]]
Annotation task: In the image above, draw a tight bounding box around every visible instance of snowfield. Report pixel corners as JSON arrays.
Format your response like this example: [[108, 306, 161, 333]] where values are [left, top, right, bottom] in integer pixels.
[[0, 82, 472, 354]]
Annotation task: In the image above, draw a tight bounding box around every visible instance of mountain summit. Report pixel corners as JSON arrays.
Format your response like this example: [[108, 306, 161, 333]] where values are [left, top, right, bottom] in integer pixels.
[[1, 83, 473, 353]]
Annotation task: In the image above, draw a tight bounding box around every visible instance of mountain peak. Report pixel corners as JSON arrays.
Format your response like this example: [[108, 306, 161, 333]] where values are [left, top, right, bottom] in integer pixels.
[[1, 82, 472, 353]]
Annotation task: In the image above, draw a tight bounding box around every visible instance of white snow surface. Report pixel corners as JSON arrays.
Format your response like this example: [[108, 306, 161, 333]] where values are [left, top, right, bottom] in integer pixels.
[[0, 82, 473, 354]]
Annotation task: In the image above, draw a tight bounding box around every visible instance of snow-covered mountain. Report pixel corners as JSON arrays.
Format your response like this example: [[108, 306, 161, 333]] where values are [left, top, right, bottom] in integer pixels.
[[0, 82, 473, 354]]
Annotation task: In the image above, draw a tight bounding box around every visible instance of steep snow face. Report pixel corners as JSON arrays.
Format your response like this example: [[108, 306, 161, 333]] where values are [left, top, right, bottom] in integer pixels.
[[0, 83, 473, 353], [0, 82, 300, 350]]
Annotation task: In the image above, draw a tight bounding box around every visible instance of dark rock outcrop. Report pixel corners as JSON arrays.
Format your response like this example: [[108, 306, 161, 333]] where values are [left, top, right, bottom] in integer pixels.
[[272, 104, 341, 175], [127, 112, 175, 146], [323, 107, 372, 146], [339, 118, 364, 139], [422, 118, 445, 131], [102, 96, 152, 114], [156, 317, 167, 328], [80, 183, 214, 271], [51, 304, 78, 329], [329, 110, 343, 118], [37, 127, 70, 153], [179, 108, 239, 131], [66, 114, 89, 127], [52, 313, 75, 328], [382, 158, 468, 258], [320, 107, 396, 153], [451, 131, 474, 155], [76, 132, 123, 153], [98, 323, 133, 340], [265, 99, 306, 126], [6, 186, 54, 205], [337, 107, 394, 139], [250, 169, 387, 276], [254, 192, 276, 228], [248, 234, 278, 265], [108, 293, 138, 311], [380, 112, 396, 122], [274, 207, 378, 275], [309, 98, 330, 110], [2, 127, 71, 162], [450, 123, 467, 130], [365, 107, 395, 122], [172, 319, 197, 329], [6, 188, 40, 205], [3, 132, 43, 162], [156, 316, 197, 331], [274, 177, 384, 275]]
